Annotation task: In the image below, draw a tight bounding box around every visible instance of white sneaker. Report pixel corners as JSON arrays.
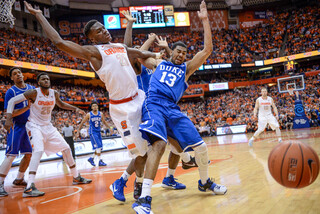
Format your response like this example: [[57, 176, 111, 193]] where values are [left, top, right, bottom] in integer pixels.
[[213, 184, 227, 195], [248, 138, 254, 147]]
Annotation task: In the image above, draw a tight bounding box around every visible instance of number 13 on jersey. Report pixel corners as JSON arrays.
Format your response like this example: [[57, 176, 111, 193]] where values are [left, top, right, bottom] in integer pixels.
[[159, 72, 177, 87]]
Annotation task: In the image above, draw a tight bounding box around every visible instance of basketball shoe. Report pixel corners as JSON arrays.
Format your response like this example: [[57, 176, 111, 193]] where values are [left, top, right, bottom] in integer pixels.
[[109, 177, 127, 202], [182, 156, 198, 169], [132, 196, 153, 214], [98, 160, 107, 166], [72, 175, 92, 185], [23, 183, 45, 198], [0, 183, 8, 197], [87, 157, 96, 166], [198, 178, 227, 195], [161, 175, 186, 189], [134, 179, 142, 199], [12, 178, 27, 187]]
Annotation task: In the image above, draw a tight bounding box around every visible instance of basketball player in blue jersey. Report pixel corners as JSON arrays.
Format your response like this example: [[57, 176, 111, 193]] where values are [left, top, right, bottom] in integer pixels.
[[132, 2, 227, 213], [78, 101, 110, 166], [26, 2, 161, 202], [0, 67, 34, 197]]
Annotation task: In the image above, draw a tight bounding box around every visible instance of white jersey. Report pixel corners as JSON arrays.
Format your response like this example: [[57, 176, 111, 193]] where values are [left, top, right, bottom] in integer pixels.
[[92, 43, 138, 100], [257, 96, 273, 117], [29, 88, 55, 125]]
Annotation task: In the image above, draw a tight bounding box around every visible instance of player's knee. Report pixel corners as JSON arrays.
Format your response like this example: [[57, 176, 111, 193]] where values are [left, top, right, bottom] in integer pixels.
[[193, 143, 208, 167], [152, 140, 166, 156]]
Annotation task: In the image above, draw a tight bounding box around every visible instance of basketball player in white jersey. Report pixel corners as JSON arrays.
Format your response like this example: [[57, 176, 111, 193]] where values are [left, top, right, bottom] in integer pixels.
[[5, 73, 92, 197], [25, 2, 161, 201], [248, 87, 282, 146]]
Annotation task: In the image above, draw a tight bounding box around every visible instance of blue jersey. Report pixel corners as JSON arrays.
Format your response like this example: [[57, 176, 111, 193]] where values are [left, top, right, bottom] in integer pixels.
[[4, 84, 34, 124], [137, 65, 153, 96], [148, 60, 188, 103], [89, 111, 101, 134]]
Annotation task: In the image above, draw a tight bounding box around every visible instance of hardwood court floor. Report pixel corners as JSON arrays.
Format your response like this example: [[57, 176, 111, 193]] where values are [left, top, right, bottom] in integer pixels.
[[1, 128, 320, 214]]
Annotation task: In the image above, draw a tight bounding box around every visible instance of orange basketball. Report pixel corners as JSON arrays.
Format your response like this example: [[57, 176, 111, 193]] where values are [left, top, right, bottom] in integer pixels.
[[268, 140, 319, 188]]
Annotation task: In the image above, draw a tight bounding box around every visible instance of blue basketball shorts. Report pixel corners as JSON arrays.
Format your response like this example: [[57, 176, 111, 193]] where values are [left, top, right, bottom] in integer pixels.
[[90, 132, 103, 150], [139, 98, 204, 152], [6, 122, 32, 156]]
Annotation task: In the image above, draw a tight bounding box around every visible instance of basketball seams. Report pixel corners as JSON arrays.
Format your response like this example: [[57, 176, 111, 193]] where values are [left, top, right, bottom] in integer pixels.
[[280, 142, 292, 186], [296, 143, 304, 188]]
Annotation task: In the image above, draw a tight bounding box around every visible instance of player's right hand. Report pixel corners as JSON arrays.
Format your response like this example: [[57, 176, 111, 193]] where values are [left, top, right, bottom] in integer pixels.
[[4, 114, 13, 133], [24, 1, 42, 16]]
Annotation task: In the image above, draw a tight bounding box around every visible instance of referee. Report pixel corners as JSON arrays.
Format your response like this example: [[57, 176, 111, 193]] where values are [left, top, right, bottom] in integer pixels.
[[62, 123, 76, 159]]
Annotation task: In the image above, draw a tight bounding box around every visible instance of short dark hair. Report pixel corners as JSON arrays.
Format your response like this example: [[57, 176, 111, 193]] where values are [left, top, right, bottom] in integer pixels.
[[9, 67, 21, 77], [91, 101, 98, 109], [172, 41, 187, 51], [83, 20, 99, 37], [37, 72, 49, 82]]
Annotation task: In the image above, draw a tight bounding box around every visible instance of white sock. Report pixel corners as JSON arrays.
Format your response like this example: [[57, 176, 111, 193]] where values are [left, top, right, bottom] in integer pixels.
[[166, 168, 176, 177], [97, 155, 101, 161], [180, 152, 191, 163], [16, 171, 25, 180], [121, 171, 130, 181], [140, 178, 153, 198], [136, 176, 144, 183], [27, 174, 36, 188], [70, 167, 79, 178]]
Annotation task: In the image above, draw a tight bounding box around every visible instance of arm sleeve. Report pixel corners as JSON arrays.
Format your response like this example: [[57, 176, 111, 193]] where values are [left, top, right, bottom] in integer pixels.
[[6, 94, 27, 114]]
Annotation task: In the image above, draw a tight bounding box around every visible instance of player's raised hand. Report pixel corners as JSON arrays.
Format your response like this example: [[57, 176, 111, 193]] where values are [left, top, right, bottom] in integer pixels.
[[121, 10, 136, 22], [4, 114, 13, 133], [24, 1, 42, 16], [148, 33, 157, 41], [197, 0, 208, 20], [155, 36, 168, 48]]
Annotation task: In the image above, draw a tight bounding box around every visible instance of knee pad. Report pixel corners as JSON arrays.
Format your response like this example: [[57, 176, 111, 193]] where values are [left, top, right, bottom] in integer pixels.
[[61, 149, 75, 167], [96, 148, 102, 154], [193, 143, 208, 168]]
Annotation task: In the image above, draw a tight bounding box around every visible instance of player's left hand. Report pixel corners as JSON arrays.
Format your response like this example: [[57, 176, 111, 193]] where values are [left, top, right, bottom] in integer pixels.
[[121, 10, 136, 22], [24, 1, 42, 16], [197, 0, 208, 20]]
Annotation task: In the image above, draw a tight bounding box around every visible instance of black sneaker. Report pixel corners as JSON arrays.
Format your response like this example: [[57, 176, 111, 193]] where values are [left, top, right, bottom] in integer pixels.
[[23, 183, 45, 198], [73, 175, 92, 185], [0, 183, 8, 197], [12, 178, 27, 188], [182, 156, 198, 169], [133, 179, 142, 199]]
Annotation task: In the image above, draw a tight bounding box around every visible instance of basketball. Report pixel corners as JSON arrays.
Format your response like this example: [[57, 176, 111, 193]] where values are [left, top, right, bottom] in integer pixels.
[[268, 140, 319, 188]]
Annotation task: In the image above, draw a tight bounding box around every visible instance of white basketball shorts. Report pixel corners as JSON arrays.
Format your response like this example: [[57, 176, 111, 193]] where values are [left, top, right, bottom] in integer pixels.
[[258, 114, 279, 130], [26, 121, 70, 156], [109, 89, 149, 158]]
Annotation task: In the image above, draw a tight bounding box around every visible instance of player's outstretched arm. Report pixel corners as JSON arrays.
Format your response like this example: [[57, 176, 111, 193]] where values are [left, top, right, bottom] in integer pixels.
[[4, 89, 37, 132], [126, 46, 161, 61], [78, 113, 90, 134], [101, 114, 111, 129], [24, 1, 96, 61], [139, 33, 157, 51], [54, 91, 84, 114], [186, 0, 213, 79], [122, 10, 136, 47]]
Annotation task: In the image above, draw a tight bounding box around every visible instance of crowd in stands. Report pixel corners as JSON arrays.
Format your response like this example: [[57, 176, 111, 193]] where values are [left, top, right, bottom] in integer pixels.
[[0, 6, 319, 70], [1, 73, 319, 146]]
